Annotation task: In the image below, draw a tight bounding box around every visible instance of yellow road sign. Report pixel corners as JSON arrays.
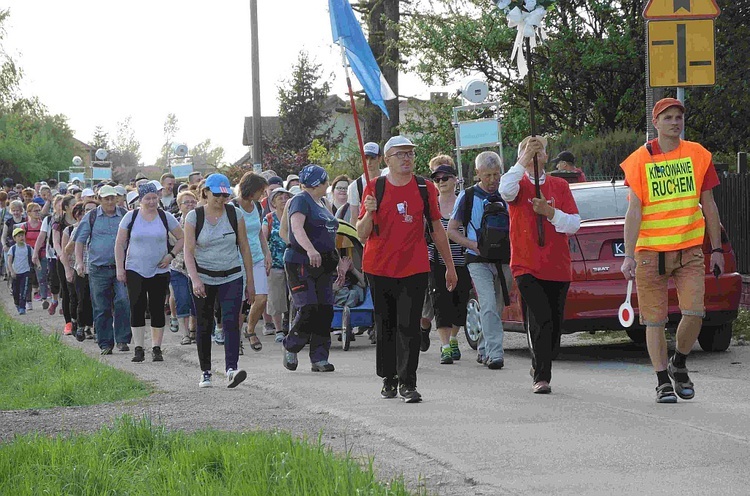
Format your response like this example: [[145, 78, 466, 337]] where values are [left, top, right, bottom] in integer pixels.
[[643, 0, 720, 20], [648, 19, 715, 87]]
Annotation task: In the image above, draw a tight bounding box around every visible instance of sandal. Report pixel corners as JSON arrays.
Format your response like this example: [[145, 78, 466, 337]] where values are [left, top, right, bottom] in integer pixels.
[[668, 357, 695, 400], [655, 383, 678, 403], [188, 329, 196, 342], [180, 335, 192, 345], [247, 332, 262, 352]]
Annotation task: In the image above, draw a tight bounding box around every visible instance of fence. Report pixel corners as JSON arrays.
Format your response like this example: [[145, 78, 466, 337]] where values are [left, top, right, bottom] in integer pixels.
[[714, 172, 750, 274]]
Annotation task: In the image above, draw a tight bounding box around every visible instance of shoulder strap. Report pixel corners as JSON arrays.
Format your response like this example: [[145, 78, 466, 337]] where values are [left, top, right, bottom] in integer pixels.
[[255, 200, 262, 221], [374, 176, 386, 236], [195, 206, 205, 240], [126, 208, 140, 246], [88, 207, 99, 231], [225, 203, 239, 246], [157, 209, 170, 251], [9, 245, 14, 259], [415, 175, 433, 233], [463, 186, 475, 232], [336, 202, 350, 220], [26, 244, 33, 266], [357, 176, 364, 200]]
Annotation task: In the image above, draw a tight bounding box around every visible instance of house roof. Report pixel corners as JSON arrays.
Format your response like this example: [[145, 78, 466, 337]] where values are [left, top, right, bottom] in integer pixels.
[[72, 137, 93, 150], [232, 150, 253, 167]]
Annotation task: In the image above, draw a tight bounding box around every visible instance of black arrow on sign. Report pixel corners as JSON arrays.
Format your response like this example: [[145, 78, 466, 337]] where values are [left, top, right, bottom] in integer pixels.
[[674, 0, 691, 13]]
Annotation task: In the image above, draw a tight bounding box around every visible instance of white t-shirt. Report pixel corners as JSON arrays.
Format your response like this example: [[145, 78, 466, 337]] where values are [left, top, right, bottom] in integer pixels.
[[346, 168, 389, 208]]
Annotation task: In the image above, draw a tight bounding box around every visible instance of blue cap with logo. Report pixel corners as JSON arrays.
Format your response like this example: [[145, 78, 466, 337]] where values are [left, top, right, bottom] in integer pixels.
[[204, 173, 232, 195]]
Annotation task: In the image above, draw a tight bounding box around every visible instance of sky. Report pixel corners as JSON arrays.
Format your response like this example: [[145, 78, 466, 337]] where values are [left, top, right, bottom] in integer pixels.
[[4, 0, 451, 166]]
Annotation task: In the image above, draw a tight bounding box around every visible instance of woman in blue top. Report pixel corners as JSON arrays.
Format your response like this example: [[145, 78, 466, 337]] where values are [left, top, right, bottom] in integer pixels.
[[235, 171, 272, 352], [282, 165, 339, 373]]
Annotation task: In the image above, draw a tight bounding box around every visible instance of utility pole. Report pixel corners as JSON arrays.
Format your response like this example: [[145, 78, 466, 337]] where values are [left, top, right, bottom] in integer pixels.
[[250, 0, 263, 169]]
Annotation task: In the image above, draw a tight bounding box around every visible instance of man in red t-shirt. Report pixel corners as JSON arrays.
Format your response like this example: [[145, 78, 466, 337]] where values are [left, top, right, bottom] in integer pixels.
[[499, 136, 581, 394], [357, 136, 457, 403]]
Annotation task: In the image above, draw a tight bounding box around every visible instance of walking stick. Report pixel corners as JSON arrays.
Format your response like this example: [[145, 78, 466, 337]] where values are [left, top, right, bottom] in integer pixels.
[[525, 37, 545, 247]]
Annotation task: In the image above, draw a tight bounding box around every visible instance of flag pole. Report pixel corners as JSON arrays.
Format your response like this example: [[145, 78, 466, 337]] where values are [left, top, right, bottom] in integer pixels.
[[340, 45, 371, 185], [525, 37, 545, 247]]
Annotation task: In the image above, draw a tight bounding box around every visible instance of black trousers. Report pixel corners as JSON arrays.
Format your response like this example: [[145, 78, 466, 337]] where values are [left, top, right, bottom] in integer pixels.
[[367, 272, 428, 389], [125, 271, 171, 328], [75, 273, 93, 327], [56, 259, 71, 323], [48, 257, 60, 295], [516, 274, 570, 384]]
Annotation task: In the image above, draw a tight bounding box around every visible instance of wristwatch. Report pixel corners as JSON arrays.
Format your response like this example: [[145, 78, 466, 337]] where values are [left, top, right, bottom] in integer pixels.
[[711, 248, 724, 254], [168, 251, 175, 258]]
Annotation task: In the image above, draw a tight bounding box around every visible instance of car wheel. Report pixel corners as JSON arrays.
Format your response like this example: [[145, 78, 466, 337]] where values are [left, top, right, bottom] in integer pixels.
[[524, 308, 561, 360], [464, 299, 481, 350], [698, 323, 732, 352], [625, 328, 646, 345]]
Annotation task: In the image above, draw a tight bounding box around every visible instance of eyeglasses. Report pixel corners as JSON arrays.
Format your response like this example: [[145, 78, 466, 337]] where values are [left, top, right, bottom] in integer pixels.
[[180, 200, 197, 206], [433, 175, 454, 183], [334, 186, 348, 191], [387, 150, 415, 160]]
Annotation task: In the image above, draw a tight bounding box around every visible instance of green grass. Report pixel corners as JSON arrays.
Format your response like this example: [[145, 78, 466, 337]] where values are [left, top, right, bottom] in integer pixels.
[[732, 309, 750, 341], [0, 308, 151, 410], [576, 330, 631, 343], [0, 415, 419, 496]]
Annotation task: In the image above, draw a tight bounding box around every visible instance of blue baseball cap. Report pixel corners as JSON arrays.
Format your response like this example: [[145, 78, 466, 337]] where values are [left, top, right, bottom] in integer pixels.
[[204, 173, 232, 195], [298, 165, 328, 188]]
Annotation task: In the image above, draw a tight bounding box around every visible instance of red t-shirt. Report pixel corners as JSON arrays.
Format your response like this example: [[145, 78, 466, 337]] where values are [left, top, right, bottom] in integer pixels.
[[508, 175, 578, 282], [359, 176, 441, 278], [623, 139, 720, 191], [23, 220, 42, 250]]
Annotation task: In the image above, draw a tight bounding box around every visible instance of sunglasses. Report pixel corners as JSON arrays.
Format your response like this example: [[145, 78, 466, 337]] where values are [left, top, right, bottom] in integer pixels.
[[214, 192, 230, 198], [433, 175, 455, 183]]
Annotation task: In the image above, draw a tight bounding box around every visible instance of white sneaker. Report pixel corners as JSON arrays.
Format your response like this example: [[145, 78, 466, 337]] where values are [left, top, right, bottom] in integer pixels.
[[227, 368, 247, 388], [199, 371, 212, 388], [26, 302, 32, 311]]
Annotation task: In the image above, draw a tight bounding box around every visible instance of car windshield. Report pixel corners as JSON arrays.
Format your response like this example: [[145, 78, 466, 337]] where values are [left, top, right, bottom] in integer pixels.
[[571, 184, 630, 221]]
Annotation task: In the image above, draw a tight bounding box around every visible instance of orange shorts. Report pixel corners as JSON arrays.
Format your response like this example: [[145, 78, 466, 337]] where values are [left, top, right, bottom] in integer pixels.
[[634, 247, 705, 327]]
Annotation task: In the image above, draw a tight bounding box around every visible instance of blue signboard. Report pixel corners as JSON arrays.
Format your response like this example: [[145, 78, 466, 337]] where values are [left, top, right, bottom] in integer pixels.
[[92, 167, 112, 180], [69, 171, 85, 182], [458, 119, 500, 149], [171, 163, 194, 179]]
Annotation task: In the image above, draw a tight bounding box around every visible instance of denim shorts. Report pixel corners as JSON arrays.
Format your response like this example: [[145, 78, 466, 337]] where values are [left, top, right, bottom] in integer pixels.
[[635, 247, 706, 327]]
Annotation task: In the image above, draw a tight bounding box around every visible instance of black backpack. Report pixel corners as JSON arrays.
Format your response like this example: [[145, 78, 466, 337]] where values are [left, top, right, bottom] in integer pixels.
[[463, 187, 510, 264], [374, 175, 433, 236], [195, 204, 239, 245]]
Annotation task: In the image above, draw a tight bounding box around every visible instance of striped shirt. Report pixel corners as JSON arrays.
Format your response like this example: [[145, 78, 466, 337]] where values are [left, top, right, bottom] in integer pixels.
[[428, 216, 465, 266]]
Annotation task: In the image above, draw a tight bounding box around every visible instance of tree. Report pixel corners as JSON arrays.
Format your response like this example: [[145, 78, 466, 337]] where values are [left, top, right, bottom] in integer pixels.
[[191, 139, 225, 168], [91, 125, 109, 151], [277, 51, 334, 152], [155, 113, 179, 167], [400, 0, 646, 138], [112, 116, 141, 163]]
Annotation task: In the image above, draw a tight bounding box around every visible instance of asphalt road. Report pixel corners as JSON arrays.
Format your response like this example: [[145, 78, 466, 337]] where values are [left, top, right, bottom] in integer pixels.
[[4, 286, 749, 495]]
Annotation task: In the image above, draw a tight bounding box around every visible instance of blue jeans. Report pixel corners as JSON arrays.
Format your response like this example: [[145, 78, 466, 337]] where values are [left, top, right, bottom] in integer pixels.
[[467, 262, 512, 362], [35, 257, 49, 300], [170, 270, 195, 318], [193, 276, 243, 372], [89, 265, 131, 349]]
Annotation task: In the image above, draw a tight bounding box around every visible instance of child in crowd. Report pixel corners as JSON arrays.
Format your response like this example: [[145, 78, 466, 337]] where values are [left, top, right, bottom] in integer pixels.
[[262, 187, 292, 343], [333, 256, 366, 308], [8, 227, 33, 315]]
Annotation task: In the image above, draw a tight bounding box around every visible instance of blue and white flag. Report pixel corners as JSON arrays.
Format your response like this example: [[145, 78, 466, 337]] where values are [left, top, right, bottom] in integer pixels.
[[329, 0, 397, 117]]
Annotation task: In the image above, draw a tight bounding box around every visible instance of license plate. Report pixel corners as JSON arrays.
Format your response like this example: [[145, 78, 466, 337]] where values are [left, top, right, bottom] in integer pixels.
[[612, 241, 625, 257]]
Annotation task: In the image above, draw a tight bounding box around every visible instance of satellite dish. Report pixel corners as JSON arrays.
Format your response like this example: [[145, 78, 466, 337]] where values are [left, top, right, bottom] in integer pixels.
[[172, 143, 188, 157], [95, 148, 108, 161], [461, 79, 489, 104], [72, 156, 83, 167]]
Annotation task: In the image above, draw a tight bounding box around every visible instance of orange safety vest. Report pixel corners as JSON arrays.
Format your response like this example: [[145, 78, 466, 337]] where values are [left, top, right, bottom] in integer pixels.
[[620, 140, 712, 252]]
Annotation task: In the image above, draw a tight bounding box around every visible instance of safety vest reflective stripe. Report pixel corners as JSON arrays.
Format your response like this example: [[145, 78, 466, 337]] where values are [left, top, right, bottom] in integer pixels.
[[642, 198, 699, 216], [635, 226, 704, 248], [640, 210, 703, 230]]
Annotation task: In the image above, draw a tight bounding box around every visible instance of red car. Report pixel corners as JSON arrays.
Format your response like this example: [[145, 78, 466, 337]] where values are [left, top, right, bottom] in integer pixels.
[[465, 181, 741, 354]]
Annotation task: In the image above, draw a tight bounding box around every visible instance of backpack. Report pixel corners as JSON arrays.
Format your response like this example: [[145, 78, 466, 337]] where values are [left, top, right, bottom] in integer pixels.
[[195, 204, 239, 246], [10, 244, 33, 269], [126, 208, 174, 252], [373, 175, 433, 236], [462, 186, 511, 305]]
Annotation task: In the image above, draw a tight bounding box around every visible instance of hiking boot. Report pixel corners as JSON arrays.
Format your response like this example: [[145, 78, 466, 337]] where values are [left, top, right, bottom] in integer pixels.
[[116, 342, 130, 352], [283, 351, 298, 371], [84, 327, 94, 340], [487, 358, 504, 370], [311, 361, 335, 372], [227, 368, 247, 388], [48, 300, 58, 316], [18, 307, 26, 315], [398, 385, 423, 403], [74, 323, 85, 342], [533, 381, 552, 394], [381, 377, 398, 399], [668, 355, 695, 400], [449, 338, 461, 361], [656, 382, 678, 403], [152, 346, 163, 362], [199, 371, 212, 388], [63, 322, 73, 335], [420, 326, 431, 352], [477, 353, 486, 365], [132, 346, 145, 362], [440, 347, 454, 364]]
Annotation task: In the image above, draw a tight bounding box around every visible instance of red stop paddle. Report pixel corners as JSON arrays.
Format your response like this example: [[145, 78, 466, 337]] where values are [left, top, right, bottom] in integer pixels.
[[619, 279, 635, 328]]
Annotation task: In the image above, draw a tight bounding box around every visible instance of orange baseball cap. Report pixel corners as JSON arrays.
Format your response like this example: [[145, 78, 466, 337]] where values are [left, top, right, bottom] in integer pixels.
[[652, 98, 685, 120]]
